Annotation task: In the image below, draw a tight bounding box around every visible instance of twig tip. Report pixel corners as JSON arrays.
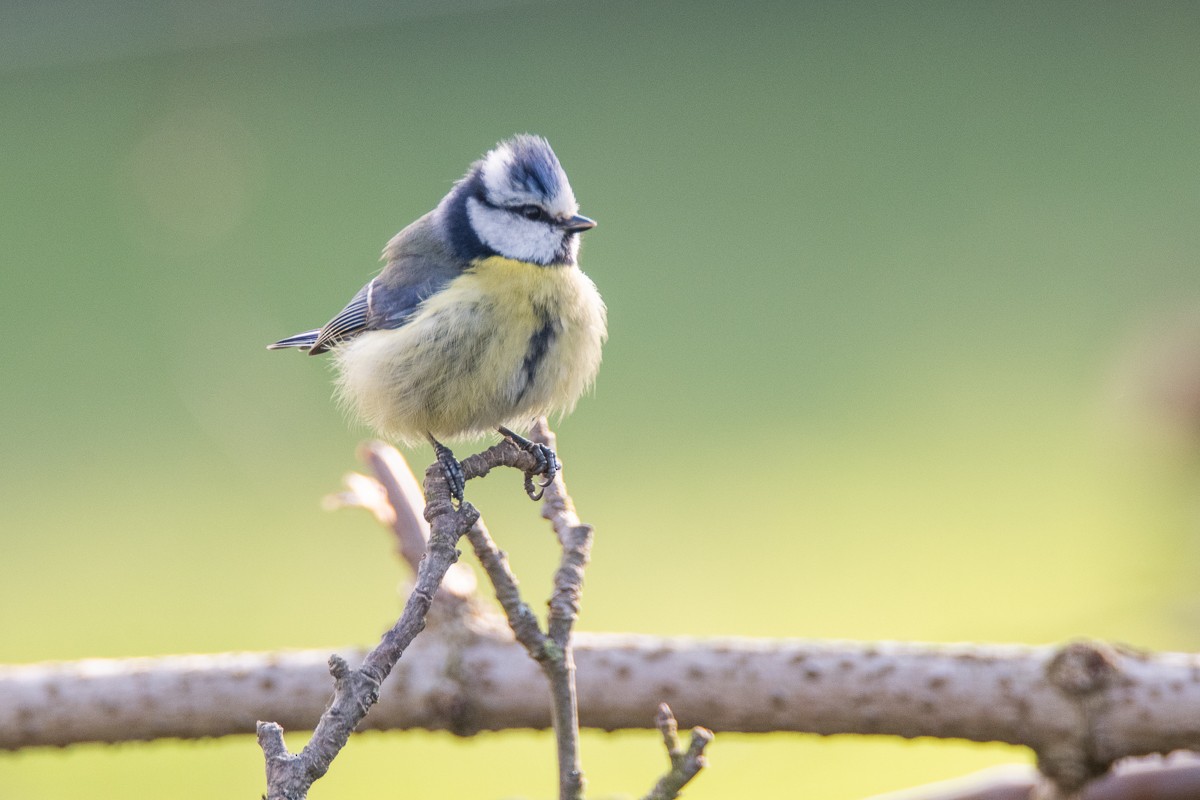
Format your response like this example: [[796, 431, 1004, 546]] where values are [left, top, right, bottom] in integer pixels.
[[688, 727, 715, 754], [328, 654, 350, 679], [255, 720, 288, 756]]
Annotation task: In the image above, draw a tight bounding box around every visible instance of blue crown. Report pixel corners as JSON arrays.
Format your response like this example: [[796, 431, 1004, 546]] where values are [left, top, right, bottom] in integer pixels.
[[502, 134, 566, 203]]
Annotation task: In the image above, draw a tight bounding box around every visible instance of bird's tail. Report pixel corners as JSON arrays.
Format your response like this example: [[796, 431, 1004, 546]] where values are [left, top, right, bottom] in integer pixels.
[[266, 329, 321, 351]]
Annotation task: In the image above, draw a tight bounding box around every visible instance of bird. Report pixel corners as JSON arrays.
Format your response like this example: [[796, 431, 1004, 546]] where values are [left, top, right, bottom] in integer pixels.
[[269, 135, 607, 503]]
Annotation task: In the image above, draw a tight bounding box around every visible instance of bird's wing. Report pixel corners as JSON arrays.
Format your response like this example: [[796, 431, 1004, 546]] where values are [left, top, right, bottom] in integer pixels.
[[283, 214, 466, 355], [366, 265, 456, 329], [308, 282, 372, 354], [358, 217, 467, 333], [266, 329, 321, 350], [306, 260, 463, 356]]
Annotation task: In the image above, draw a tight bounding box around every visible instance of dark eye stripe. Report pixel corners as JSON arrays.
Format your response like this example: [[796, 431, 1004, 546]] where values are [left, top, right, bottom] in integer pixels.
[[516, 204, 546, 222]]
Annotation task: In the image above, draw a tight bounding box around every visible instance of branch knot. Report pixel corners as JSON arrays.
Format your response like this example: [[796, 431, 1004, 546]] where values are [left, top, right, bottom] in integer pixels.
[[1037, 639, 1125, 795], [1047, 640, 1120, 696]]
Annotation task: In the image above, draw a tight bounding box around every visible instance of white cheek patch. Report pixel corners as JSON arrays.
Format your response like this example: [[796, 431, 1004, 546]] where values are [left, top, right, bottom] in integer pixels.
[[563, 233, 580, 264], [467, 197, 564, 265]]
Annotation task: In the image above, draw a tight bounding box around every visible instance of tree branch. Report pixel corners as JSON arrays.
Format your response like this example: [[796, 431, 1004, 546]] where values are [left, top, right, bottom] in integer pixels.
[[256, 474, 472, 798], [254, 438, 547, 800], [9, 637, 1200, 757], [641, 703, 713, 800], [11, 435, 1200, 798], [462, 420, 592, 800], [533, 420, 591, 800], [866, 753, 1200, 800]]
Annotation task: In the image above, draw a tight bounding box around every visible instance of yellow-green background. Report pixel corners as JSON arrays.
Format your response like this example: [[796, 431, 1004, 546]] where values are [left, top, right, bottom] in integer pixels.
[[4, 1, 1200, 796]]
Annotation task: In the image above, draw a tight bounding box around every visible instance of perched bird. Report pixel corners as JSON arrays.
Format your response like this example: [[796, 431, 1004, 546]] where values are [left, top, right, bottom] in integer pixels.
[[269, 135, 607, 502]]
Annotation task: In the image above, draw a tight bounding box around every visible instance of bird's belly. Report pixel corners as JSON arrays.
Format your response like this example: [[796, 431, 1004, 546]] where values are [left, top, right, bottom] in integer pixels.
[[334, 258, 605, 443]]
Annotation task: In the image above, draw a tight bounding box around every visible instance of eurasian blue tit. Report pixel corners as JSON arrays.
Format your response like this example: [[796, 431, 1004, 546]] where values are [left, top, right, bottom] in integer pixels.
[[270, 135, 607, 501]]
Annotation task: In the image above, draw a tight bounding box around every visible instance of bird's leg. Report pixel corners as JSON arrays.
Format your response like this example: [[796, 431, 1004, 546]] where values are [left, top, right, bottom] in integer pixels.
[[497, 426, 559, 501], [427, 433, 465, 505]]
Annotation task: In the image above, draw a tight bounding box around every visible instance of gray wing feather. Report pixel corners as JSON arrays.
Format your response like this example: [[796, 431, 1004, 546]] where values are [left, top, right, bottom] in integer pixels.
[[367, 268, 453, 329], [304, 214, 466, 355], [309, 283, 371, 354], [266, 329, 321, 350]]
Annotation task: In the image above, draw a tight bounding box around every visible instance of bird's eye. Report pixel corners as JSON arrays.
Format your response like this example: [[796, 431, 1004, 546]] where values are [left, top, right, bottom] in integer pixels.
[[518, 205, 545, 222]]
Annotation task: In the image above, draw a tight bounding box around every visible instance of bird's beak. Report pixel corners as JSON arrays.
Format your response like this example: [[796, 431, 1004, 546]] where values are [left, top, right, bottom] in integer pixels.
[[561, 214, 597, 233]]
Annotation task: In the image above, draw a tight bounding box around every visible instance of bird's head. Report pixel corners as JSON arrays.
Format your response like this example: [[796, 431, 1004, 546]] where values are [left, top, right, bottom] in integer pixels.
[[458, 135, 596, 267]]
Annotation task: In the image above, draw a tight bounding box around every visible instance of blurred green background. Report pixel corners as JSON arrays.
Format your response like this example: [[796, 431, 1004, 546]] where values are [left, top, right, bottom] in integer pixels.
[[4, 1, 1200, 796]]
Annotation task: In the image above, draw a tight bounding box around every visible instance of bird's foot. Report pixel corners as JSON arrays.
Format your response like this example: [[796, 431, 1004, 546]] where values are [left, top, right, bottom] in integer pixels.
[[498, 426, 559, 501], [428, 436, 465, 506]]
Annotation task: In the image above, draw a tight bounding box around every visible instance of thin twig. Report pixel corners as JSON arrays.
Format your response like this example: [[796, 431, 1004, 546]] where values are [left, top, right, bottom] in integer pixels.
[[532, 420, 592, 800], [256, 438, 545, 800], [465, 519, 552, 664], [462, 419, 592, 800], [641, 703, 714, 800], [464, 518, 586, 800]]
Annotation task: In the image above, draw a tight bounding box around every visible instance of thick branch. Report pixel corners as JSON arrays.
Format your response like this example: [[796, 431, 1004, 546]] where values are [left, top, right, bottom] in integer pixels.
[[9, 637, 1200, 759], [866, 754, 1200, 800]]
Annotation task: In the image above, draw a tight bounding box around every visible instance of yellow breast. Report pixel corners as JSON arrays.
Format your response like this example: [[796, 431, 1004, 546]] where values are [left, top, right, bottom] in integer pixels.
[[334, 256, 607, 443]]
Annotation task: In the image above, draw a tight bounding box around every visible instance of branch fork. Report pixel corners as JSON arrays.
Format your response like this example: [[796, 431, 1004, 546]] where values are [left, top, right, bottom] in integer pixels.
[[257, 421, 712, 800], [256, 433, 547, 800], [641, 703, 714, 800]]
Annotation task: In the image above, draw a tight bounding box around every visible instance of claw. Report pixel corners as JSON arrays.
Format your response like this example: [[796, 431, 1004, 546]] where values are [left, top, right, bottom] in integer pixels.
[[498, 426, 559, 501], [427, 434, 465, 505]]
